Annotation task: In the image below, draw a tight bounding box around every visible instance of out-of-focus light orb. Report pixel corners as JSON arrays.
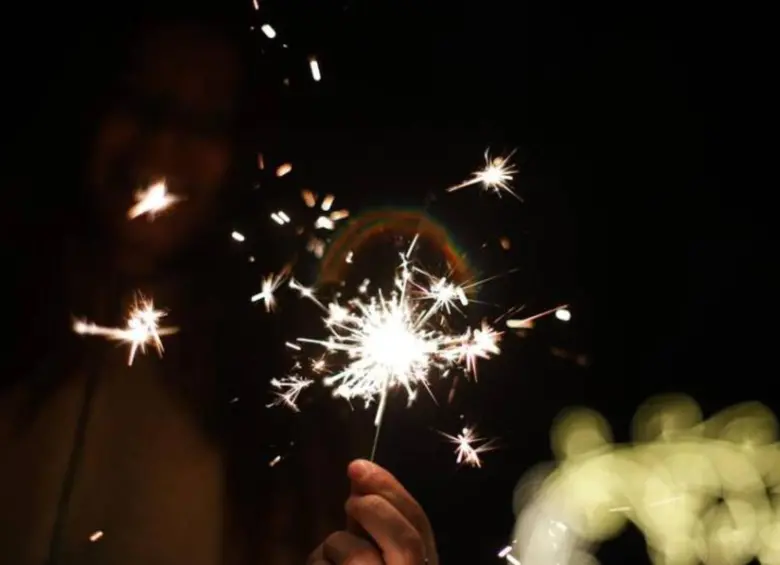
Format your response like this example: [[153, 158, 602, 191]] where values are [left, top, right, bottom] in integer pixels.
[[556, 308, 571, 322], [509, 397, 780, 565]]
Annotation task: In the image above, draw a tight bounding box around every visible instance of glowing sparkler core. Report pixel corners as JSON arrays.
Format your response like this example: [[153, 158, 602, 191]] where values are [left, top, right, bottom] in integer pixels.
[[440, 426, 496, 468], [280, 237, 502, 462], [448, 149, 520, 200], [73, 295, 178, 365], [127, 180, 182, 220]]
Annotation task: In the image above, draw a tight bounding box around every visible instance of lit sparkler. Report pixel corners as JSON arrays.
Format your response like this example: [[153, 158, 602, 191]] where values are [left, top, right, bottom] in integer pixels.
[[439, 426, 496, 468], [127, 180, 182, 220], [448, 149, 520, 200], [73, 294, 178, 365], [278, 236, 502, 459]]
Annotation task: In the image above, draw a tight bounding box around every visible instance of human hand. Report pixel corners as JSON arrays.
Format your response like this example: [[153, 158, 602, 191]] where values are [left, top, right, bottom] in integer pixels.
[[307, 459, 438, 565]]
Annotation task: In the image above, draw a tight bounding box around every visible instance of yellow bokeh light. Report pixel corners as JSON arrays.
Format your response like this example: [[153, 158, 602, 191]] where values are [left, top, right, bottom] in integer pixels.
[[511, 395, 780, 564]]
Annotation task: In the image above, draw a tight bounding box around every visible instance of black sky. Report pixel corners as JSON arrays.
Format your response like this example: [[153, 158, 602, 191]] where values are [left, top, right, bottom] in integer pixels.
[[3, 1, 773, 563]]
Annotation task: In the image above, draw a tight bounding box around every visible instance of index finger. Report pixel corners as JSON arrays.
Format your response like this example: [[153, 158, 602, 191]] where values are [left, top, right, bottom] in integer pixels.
[[348, 460, 434, 542]]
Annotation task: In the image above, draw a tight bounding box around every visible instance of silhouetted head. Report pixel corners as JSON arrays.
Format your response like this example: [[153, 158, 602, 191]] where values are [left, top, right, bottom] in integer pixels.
[[87, 20, 241, 271]]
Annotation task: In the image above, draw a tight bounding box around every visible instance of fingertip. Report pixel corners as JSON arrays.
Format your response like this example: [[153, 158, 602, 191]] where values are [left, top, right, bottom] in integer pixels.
[[347, 459, 376, 481]]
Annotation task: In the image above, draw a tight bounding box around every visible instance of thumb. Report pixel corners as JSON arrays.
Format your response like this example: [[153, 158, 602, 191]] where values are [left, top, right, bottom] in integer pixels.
[[346, 460, 372, 535]]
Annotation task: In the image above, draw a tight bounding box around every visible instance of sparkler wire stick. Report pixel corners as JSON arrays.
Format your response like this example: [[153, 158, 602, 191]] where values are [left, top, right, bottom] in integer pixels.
[[369, 379, 391, 461], [366, 192, 437, 462], [46, 279, 117, 565], [45, 362, 100, 565]]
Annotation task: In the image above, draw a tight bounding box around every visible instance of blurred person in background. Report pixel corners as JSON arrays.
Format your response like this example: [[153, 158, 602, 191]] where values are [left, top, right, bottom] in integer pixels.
[[0, 3, 437, 565]]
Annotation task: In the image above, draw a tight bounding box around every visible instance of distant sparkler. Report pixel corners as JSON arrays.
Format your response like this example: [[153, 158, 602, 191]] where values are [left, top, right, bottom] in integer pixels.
[[440, 426, 496, 468], [73, 294, 178, 365], [448, 149, 520, 200], [127, 180, 182, 220]]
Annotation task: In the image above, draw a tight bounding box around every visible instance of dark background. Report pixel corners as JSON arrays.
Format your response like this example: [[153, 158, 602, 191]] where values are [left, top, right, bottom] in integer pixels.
[[3, 0, 773, 563]]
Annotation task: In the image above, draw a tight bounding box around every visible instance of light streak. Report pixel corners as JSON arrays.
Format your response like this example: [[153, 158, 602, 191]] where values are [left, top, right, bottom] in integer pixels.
[[276, 163, 292, 177], [261, 24, 276, 39], [309, 57, 321, 81], [231, 231, 245, 242], [73, 294, 178, 366], [270, 210, 291, 225], [506, 305, 569, 329], [126, 180, 182, 220], [448, 149, 521, 200]]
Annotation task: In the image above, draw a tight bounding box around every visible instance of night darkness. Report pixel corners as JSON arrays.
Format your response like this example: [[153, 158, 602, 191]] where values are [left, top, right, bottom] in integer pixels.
[[2, 1, 774, 564]]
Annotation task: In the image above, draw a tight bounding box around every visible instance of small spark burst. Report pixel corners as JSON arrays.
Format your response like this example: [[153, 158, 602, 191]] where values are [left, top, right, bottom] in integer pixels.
[[73, 294, 178, 366], [127, 180, 182, 220], [288, 237, 502, 435], [267, 375, 313, 412], [448, 149, 521, 200], [251, 266, 291, 312], [300, 189, 350, 258], [454, 322, 503, 379], [440, 426, 496, 468]]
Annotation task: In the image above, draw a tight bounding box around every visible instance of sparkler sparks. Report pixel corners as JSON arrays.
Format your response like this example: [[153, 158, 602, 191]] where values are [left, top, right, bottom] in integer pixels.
[[73, 294, 178, 365], [300, 189, 350, 258], [267, 376, 313, 412], [251, 266, 291, 312], [448, 149, 520, 200], [273, 237, 502, 458], [127, 180, 182, 220], [440, 426, 496, 468]]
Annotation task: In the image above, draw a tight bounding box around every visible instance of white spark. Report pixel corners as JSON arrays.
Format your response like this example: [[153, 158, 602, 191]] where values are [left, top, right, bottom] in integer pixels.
[[440, 426, 496, 468], [127, 179, 182, 220], [448, 149, 521, 200]]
